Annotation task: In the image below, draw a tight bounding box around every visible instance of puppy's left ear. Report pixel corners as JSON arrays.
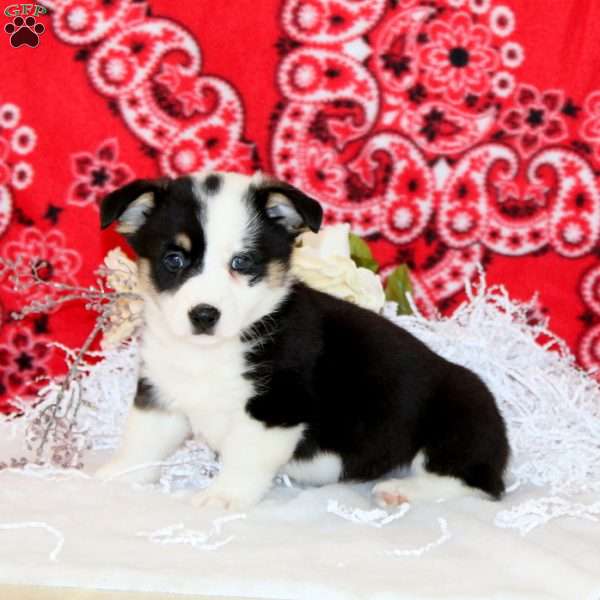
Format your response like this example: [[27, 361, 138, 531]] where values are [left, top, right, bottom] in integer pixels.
[[261, 182, 323, 234], [100, 179, 165, 232]]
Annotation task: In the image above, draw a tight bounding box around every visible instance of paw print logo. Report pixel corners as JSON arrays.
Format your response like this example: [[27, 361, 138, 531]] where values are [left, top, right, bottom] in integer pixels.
[[4, 15, 45, 48]]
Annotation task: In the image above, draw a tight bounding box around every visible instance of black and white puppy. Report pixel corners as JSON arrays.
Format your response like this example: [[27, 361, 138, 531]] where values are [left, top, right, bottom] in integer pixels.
[[97, 171, 509, 510]]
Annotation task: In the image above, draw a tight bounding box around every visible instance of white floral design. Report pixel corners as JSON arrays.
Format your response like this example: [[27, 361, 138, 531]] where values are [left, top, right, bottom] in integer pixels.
[[490, 6, 515, 37], [1, 228, 82, 303]]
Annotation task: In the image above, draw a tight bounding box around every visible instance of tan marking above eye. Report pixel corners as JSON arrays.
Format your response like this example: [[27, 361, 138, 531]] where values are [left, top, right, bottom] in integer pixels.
[[175, 233, 192, 252]]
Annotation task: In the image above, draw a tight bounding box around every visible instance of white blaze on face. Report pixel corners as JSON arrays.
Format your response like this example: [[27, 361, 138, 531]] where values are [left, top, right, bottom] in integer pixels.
[[154, 173, 289, 343]]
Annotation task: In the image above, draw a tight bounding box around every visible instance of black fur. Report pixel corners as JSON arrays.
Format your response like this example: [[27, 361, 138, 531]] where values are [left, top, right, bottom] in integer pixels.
[[250, 181, 323, 233], [102, 173, 509, 500], [241, 184, 319, 286], [134, 377, 159, 410], [244, 283, 509, 498], [100, 175, 324, 292], [101, 176, 207, 293], [100, 178, 164, 230], [202, 173, 223, 195]]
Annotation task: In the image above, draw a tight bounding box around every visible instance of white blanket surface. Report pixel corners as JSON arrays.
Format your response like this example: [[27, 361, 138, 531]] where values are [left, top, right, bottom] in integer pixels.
[[0, 451, 598, 600]]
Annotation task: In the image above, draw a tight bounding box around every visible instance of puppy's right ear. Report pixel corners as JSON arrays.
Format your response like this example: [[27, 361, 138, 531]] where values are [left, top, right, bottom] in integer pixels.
[[100, 179, 165, 233]]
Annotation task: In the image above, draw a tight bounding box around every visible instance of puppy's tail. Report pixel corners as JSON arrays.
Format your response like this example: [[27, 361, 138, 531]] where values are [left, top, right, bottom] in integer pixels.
[[424, 364, 510, 500], [461, 462, 506, 499]]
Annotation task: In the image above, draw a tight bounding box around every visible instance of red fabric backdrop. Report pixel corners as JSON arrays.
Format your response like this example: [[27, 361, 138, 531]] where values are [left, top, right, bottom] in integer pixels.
[[1, 0, 600, 411]]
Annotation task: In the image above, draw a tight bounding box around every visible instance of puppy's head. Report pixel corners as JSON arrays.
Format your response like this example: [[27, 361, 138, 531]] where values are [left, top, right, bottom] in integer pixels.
[[100, 172, 322, 343]]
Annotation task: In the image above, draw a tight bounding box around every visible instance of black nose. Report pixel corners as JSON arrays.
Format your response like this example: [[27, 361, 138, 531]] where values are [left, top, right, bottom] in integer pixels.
[[189, 304, 220, 334]]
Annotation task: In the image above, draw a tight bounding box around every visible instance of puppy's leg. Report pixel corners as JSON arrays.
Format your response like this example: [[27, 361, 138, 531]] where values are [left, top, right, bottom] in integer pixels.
[[374, 366, 509, 508], [372, 453, 473, 508], [192, 419, 303, 511], [96, 406, 191, 484]]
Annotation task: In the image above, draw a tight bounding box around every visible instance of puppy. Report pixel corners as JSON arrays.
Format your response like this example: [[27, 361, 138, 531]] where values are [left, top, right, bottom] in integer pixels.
[[97, 171, 509, 510]]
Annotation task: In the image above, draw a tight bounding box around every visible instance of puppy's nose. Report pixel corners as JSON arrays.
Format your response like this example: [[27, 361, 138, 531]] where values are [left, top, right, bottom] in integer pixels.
[[189, 304, 220, 334]]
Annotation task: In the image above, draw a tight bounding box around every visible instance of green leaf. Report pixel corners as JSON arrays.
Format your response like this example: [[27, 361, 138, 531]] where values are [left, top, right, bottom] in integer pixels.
[[385, 265, 413, 315], [349, 233, 379, 273]]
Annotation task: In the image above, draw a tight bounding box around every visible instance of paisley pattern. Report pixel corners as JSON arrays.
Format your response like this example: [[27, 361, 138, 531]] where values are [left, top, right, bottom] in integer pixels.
[[2, 0, 600, 414], [0, 102, 36, 239], [46, 0, 256, 176], [272, 0, 600, 371], [67, 138, 134, 209], [1, 228, 82, 304]]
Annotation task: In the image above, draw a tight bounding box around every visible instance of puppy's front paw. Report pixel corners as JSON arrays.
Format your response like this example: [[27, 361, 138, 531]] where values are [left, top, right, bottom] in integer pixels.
[[191, 483, 257, 512]]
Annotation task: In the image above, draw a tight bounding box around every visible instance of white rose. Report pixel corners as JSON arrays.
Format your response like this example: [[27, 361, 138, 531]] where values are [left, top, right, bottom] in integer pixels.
[[101, 247, 144, 348], [347, 266, 387, 313], [298, 223, 352, 259], [291, 225, 385, 313]]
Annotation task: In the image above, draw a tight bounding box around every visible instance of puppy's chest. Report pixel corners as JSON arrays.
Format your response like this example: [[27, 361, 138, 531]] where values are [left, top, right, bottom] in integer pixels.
[[141, 334, 258, 448]]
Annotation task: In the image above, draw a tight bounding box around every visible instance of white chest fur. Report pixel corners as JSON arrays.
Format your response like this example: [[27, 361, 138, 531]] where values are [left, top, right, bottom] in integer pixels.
[[138, 313, 343, 493], [140, 326, 255, 452]]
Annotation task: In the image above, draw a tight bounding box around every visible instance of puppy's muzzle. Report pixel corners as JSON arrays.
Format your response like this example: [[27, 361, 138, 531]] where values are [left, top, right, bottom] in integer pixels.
[[189, 304, 221, 335]]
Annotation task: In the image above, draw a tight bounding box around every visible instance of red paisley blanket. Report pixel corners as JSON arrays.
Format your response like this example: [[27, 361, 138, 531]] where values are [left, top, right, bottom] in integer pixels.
[[1, 0, 599, 412]]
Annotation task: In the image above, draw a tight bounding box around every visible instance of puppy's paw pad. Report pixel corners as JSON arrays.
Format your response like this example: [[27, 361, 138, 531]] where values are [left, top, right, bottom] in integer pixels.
[[373, 475, 471, 506], [372, 479, 411, 508]]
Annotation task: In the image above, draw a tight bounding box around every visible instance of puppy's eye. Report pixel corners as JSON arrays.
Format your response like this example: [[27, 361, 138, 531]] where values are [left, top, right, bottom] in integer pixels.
[[230, 253, 256, 273], [162, 251, 186, 273]]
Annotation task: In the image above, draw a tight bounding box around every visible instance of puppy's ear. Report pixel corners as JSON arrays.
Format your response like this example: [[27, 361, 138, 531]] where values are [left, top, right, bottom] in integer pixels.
[[100, 179, 166, 233], [261, 181, 323, 234]]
